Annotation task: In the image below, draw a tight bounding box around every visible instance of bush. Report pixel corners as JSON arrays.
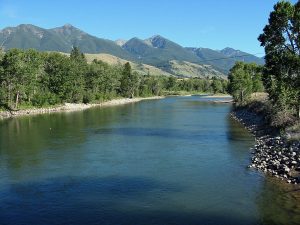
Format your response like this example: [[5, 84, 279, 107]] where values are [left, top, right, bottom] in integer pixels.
[[83, 91, 95, 104], [47, 93, 60, 105], [270, 109, 296, 128], [71, 91, 83, 103], [32, 93, 48, 107], [32, 92, 60, 107], [285, 121, 300, 141]]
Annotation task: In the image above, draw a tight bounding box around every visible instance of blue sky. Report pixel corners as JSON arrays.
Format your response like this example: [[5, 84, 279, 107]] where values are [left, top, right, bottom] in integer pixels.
[[0, 0, 297, 54]]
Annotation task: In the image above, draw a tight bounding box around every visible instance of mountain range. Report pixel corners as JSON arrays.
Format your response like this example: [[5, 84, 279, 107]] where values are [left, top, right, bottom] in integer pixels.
[[0, 24, 264, 77]]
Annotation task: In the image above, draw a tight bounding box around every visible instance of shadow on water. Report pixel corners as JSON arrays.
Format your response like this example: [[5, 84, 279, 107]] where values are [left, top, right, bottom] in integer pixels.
[[226, 110, 300, 225], [256, 177, 300, 225], [93, 127, 221, 141], [226, 116, 255, 142], [0, 176, 257, 225]]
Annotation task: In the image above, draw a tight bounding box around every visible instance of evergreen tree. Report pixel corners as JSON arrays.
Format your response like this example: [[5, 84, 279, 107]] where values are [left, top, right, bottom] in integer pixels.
[[120, 62, 139, 98], [70, 46, 86, 64], [166, 76, 177, 90]]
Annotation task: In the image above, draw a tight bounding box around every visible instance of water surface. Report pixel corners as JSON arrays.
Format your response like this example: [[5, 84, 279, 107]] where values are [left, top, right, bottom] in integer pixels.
[[0, 96, 299, 225]]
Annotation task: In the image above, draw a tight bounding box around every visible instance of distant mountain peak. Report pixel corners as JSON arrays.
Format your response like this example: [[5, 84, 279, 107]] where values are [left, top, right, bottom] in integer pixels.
[[54, 23, 81, 31], [63, 23, 74, 28], [149, 34, 164, 39], [145, 35, 168, 48], [222, 47, 235, 51], [0, 24, 43, 43], [15, 24, 42, 31], [221, 47, 243, 57], [130, 37, 142, 41], [115, 39, 127, 46], [51, 24, 86, 38]]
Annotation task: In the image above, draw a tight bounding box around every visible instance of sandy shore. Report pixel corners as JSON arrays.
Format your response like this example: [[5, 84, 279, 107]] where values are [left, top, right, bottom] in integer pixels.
[[0, 96, 164, 120]]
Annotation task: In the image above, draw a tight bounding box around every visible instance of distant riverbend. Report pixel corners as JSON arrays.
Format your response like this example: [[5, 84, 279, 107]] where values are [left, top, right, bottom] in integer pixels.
[[0, 96, 299, 225]]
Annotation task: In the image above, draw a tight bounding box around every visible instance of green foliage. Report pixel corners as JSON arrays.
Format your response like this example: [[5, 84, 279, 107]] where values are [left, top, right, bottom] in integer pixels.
[[120, 62, 139, 98], [228, 62, 264, 105], [44, 52, 85, 103], [0, 48, 44, 108], [0, 48, 4, 61], [138, 76, 158, 97], [0, 47, 229, 109], [32, 92, 59, 107], [258, 0, 300, 118], [212, 77, 223, 94], [166, 76, 177, 90], [70, 46, 87, 64], [82, 90, 95, 104]]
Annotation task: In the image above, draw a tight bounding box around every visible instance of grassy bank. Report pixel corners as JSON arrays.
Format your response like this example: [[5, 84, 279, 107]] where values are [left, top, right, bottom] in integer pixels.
[[234, 93, 300, 141]]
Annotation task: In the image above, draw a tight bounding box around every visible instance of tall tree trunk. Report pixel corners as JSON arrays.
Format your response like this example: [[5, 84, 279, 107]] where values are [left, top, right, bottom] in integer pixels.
[[15, 91, 19, 109], [130, 90, 134, 99], [8, 83, 11, 108], [33, 73, 37, 95]]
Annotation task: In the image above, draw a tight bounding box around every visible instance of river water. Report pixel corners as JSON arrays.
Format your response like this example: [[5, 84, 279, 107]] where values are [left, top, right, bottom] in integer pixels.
[[0, 96, 299, 225]]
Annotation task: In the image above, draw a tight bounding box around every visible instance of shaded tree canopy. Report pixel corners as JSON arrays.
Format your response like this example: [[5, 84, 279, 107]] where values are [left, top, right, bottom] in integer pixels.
[[258, 0, 300, 117]]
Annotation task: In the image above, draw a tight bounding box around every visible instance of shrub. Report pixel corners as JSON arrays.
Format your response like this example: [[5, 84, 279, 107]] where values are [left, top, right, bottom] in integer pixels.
[[270, 109, 296, 128], [83, 91, 95, 104], [32, 92, 60, 107]]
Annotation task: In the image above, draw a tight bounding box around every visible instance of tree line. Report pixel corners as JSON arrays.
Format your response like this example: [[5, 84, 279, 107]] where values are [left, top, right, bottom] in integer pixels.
[[0, 47, 228, 110], [228, 0, 300, 127], [228, 62, 264, 104]]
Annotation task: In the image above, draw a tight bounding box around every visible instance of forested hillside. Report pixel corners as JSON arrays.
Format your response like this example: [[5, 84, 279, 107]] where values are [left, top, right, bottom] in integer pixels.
[[0, 47, 228, 110]]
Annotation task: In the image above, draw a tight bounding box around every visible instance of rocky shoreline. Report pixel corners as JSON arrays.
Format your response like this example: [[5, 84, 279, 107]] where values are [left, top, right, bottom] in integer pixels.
[[231, 108, 300, 185], [0, 96, 164, 120]]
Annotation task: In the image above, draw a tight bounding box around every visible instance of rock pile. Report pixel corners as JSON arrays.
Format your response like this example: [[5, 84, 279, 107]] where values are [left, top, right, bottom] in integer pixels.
[[231, 108, 300, 185], [249, 136, 300, 184]]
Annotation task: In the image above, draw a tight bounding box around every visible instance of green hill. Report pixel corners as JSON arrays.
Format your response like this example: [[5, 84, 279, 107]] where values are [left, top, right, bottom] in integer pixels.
[[0, 24, 132, 59], [0, 24, 264, 75], [122, 35, 200, 65]]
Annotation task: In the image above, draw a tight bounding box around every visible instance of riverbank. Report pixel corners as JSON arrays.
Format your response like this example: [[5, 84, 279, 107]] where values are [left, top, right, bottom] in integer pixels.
[[0, 94, 231, 119], [231, 106, 300, 185], [0, 96, 164, 120], [200, 94, 232, 98]]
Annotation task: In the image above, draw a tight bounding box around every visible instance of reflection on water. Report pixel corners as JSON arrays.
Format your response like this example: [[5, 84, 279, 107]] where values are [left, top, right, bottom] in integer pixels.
[[257, 177, 300, 225], [0, 96, 299, 225]]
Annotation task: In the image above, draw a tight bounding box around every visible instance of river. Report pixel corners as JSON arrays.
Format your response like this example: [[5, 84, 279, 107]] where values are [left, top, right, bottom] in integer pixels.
[[0, 96, 299, 225]]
